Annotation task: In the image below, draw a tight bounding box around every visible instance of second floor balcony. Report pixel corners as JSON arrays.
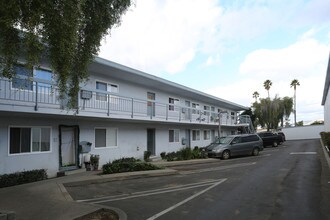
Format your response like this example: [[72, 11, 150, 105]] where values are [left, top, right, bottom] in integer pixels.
[[0, 77, 240, 126]]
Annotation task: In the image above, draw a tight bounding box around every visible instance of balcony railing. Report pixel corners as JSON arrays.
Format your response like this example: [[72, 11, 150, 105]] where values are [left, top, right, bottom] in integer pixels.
[[0, 77, 238, 126]]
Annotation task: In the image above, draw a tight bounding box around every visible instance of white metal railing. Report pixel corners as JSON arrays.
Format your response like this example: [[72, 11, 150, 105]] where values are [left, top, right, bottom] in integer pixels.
[[0, 77, 238, 125]]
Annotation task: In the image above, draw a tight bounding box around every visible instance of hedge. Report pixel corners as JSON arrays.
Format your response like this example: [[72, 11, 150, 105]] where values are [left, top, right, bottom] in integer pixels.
[[0, 169, 47, 188], [102, 157, 162, 174]]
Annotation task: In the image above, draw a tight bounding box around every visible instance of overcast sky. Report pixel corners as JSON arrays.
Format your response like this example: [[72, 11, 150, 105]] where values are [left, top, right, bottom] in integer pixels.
[[99, 0, 330, 124]]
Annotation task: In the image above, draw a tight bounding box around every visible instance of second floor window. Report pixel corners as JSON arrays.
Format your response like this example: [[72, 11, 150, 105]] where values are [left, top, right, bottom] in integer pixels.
[[96, 81, 119, 101], [192, 103, 199, 114], [12, 65, 52, 91], [169, 98, 179, 111]]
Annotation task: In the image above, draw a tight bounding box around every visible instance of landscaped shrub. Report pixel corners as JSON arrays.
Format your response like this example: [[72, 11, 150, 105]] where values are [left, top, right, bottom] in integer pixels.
[[180, 147, 192, 160], [0, 169, 47, 188], [102, 157, 161, 174], [163, 147, 208, 161], [160, 152, 166, 159], [144, 151, 152, 162], [320, 132, 330, 157]]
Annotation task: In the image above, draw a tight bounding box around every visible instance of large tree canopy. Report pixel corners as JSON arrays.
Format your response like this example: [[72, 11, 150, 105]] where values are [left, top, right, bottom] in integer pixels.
[[0, 0, 131, 108], [252, 96, 293, 131]]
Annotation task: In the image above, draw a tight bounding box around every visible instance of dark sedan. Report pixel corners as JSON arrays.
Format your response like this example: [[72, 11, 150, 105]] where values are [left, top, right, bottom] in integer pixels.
[[257, 132, 283, 147]]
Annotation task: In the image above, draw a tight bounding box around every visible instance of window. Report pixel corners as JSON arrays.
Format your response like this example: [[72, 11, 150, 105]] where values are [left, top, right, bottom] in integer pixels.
[[35, 68, 52, 90], [241, 135, 259, 142], [9, 127, 51, 154], [96, 81, 119, 101], [204, 130, 210, 140], [95, 128, 117, 148], [192, 130, 200, 141], [169, 97, 179, 111], [12, 65, 33, 90], [204, 106, 210, 116], [192, 103, 199, 114], [231, 112, 235, 120], [169, 129, 180, 143], [12, 66, 53, 91]]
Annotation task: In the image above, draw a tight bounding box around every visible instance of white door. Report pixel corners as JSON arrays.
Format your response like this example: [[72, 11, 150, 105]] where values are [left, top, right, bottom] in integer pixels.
[[61, 127, 76, 166]]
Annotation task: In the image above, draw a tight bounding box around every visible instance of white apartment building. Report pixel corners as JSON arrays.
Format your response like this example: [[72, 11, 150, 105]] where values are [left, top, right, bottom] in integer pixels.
[[0, 57, 248, 177], [322, 52, 330, 131]]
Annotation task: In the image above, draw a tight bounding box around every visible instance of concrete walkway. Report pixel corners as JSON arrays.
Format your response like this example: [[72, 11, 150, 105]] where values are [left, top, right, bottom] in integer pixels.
[[0, 158, 218, 220]]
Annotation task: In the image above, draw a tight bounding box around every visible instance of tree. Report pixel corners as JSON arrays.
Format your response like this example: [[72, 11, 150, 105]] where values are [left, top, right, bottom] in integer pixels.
[[310, 120, 324, 125], [252, 96, 293, 131], [263, 80, 272, 98], [252, 91, 259, 102], [296, 120, 304, 126], [290, 79, 300, 126], [0, 0, 131, 108], [280, 96, 293, 127]]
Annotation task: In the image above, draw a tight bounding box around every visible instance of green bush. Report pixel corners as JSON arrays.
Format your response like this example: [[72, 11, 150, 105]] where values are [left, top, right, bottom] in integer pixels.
[[320, 132, 330, 157], [180, 147, 192, 160], [102, 157, 161, 174], [144, 151, 152, 162], [0, 169, 47, 188], [163, 146, 208, 161], [160, 152, 166, 159]]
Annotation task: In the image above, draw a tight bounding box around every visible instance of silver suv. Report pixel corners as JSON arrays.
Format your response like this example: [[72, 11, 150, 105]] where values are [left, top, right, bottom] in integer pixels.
[[207, 134, 263, 160]]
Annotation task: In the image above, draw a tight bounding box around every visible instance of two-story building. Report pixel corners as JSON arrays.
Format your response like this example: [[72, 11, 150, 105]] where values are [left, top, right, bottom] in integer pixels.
[[0, 57, 248, 177]]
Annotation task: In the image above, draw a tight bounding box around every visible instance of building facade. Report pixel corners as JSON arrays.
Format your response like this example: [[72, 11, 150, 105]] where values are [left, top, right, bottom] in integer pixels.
[[322, 53, 330, 132], [0, 57, 248, 177]]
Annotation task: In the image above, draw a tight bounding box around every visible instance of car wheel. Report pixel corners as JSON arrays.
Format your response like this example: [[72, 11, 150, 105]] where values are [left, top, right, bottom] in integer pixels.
[[222, 150, 230, 160], [252, 148, 259, 156], [273, 141, 278, 147]]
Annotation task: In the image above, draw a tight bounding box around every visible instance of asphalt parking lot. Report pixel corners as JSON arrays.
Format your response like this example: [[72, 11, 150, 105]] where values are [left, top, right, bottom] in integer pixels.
[[65, 140, 330, 220]]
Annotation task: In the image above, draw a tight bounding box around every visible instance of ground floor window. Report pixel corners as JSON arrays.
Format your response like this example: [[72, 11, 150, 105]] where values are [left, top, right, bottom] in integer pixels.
[[95, 128, 118, 148], [204, 130, 210, 140], [169, 129, 180, 143], [192, 130, 200, 141], [9, 127, 51, 154]]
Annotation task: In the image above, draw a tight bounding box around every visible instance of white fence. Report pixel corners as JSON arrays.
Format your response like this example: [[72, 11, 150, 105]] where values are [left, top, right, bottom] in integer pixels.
[[282, 125, 324, 140]]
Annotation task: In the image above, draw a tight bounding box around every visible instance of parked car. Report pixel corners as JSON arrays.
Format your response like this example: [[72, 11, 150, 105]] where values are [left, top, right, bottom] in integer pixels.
[[257, 132, 283, 147], [277, 131, 286, 142], [206, 134, 263, 160]]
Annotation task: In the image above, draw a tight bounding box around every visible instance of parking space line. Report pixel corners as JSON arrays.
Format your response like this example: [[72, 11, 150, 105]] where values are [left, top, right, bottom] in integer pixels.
[[290, 152, 317, 155], [179, 162, 256, 174], [146, 178, 227, 220], [77, 179, 226, 204]]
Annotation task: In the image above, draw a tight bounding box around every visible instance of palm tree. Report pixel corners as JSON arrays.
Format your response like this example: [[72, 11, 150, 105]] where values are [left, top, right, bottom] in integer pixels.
[[263, 80, 272, 98], [252, 91, 259, 102], [290, 79, 300, 126]]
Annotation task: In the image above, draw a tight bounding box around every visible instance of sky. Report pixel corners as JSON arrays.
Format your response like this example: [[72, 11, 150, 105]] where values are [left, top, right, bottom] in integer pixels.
[[99, 0, 330, 125]]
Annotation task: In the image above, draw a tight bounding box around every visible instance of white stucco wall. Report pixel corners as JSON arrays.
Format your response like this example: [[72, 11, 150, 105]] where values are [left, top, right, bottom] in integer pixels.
[[0, 116, 59, 177], [324, 88, 330, 132], [1, 114, 220, 177], [282, 125, 324, 140]]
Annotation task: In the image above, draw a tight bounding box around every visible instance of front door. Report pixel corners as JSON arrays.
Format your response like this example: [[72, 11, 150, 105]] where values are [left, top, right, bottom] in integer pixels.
[[147, 92, 155, 117], [147, 129, 156, 155], [60, 126, 79, 169]]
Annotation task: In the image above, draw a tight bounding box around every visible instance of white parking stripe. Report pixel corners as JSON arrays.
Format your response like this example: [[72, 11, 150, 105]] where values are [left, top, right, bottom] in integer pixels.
[[179, 162, 256, 175], [290, 152, 317, 155], [146, 178, 227, 220], [77, 179, 225, 203]]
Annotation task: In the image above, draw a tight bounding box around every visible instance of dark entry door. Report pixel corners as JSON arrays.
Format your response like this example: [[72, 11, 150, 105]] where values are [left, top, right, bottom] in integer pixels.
[[147, 129, 155, 155], [185, 129, 191, 147]]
